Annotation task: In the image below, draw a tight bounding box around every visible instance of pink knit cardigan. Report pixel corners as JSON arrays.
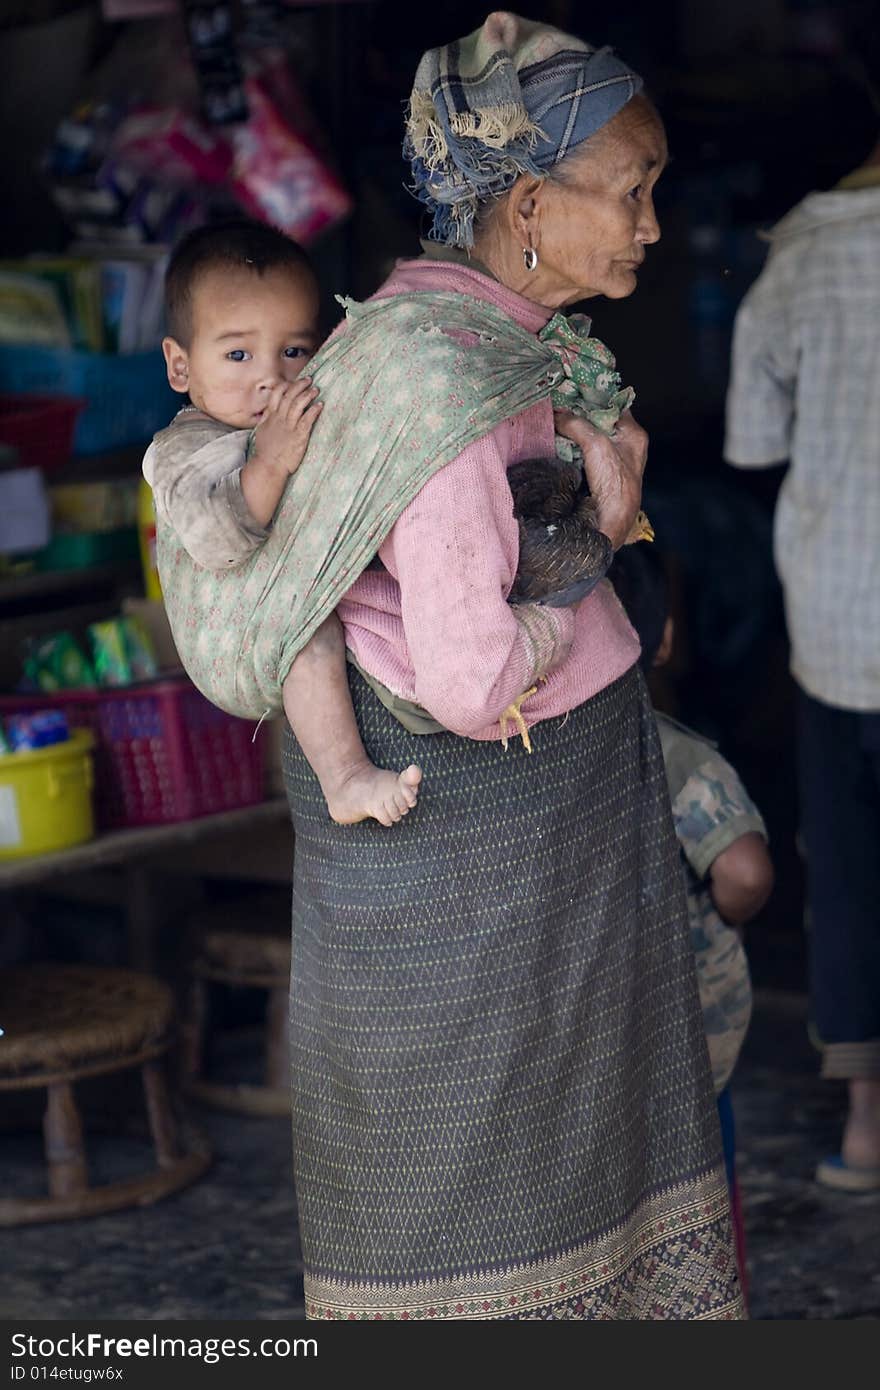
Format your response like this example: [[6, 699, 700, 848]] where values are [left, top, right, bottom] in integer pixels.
[[337, 258, 640, 742]]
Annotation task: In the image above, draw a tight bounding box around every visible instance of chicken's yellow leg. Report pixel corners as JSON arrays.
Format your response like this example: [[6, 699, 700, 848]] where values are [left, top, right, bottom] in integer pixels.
[[500, 685, 538, 753]]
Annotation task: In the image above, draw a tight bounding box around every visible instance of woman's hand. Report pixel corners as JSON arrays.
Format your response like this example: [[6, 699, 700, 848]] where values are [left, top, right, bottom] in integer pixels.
[[554, 409, 649, 551]]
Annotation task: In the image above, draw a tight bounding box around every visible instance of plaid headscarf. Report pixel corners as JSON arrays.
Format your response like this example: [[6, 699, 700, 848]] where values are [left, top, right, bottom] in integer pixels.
[[405, 11, 643, 248]]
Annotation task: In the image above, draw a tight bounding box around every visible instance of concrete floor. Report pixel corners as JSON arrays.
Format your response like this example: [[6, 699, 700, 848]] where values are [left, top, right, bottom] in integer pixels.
[[3, 989, 878, 1322], [733, 992, 880, 1319]]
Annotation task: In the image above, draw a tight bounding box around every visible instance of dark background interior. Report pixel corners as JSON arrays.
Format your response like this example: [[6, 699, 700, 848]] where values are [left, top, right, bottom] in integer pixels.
[[2, 0, 879, 995]]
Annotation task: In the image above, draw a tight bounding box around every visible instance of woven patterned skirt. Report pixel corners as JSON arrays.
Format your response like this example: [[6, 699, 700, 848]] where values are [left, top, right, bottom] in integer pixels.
[[283, 666, 743, 1320]]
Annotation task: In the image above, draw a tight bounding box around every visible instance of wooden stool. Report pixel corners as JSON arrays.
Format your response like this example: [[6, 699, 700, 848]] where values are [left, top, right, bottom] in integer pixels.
[[182, 913, 291, 1117], [0, 964, 211, 1226]]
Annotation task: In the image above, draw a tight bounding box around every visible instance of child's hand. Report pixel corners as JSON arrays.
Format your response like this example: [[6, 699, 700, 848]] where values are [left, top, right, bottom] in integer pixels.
[[252, 378, 322, 476]]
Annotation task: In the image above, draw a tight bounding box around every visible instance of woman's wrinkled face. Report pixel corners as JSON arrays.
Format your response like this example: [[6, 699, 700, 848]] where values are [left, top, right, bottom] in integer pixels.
[[520, 97, 668, 307]]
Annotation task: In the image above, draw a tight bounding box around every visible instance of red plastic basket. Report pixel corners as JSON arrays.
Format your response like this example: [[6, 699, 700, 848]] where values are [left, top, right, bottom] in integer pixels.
[[0, 677, 265, 828], [0, 393, 83, 473]]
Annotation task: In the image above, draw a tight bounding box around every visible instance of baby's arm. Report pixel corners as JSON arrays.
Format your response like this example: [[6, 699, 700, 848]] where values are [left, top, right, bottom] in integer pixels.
[[709, 832, 774, 925], [145, 378, 320, 571], [240, 377, 321, 527], [145, 423, 268, 570]]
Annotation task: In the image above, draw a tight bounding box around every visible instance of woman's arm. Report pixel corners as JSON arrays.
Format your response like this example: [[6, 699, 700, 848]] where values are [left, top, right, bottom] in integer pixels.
[[380, 430, 576, 737]]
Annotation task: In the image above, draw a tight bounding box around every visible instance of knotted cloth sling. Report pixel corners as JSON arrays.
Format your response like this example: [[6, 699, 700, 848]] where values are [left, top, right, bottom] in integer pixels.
[[156, 291, 634, 721]]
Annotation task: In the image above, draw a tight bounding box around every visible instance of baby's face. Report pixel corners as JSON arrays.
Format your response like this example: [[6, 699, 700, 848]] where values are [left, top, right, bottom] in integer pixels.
[[165, 265, 320, 428]]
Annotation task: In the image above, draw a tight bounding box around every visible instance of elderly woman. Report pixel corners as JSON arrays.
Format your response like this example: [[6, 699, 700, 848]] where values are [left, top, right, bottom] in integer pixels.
[[158, 12, 743, 1320], [276, 14, 743, 1321]]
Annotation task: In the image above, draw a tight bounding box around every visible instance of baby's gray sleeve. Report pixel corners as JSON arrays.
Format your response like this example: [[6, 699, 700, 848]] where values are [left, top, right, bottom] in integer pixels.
[[146, 428, 273, 570]]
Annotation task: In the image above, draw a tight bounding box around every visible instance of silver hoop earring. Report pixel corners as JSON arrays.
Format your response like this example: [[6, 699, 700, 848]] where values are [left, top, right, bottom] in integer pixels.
[[523, 245, 538, 272]]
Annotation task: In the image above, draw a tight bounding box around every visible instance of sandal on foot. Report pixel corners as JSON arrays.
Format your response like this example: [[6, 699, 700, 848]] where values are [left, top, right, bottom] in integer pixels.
[[815, 1154, 880, 1192]]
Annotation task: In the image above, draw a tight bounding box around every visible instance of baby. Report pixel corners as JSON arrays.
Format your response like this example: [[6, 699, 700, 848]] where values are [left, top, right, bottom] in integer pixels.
[[143, 221, 421, 826]]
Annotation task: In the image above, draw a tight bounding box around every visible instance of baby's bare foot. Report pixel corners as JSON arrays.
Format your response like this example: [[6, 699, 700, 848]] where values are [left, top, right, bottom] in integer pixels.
[[326, 763, 422, 827]]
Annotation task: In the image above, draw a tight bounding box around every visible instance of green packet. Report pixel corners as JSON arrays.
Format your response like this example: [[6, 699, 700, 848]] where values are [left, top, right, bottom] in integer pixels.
[[88, 616, 158, 687], [121, 614, 159, 682], [88, 619, 130, 687], [22, 632, 96, 692]]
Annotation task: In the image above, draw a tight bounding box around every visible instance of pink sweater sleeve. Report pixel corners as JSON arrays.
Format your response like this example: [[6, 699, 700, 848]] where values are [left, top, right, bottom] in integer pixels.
[[378, 430, 575, 737]]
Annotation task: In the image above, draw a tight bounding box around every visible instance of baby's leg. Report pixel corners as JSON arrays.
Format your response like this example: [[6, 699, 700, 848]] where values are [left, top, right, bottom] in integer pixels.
[[282, 614, 421, 826]]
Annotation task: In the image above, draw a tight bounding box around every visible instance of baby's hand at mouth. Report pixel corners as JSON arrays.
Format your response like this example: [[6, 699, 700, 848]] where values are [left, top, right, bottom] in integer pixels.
[[252, 377, 323, 476]]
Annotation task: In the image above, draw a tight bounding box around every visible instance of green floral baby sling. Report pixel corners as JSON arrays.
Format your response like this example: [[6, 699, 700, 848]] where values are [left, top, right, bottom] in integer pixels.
[[156, 291, 634, 720]]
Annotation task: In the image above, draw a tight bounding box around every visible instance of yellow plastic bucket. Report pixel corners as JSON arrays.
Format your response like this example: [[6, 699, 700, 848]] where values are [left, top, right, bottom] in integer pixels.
[[0, 729, 95, 861]]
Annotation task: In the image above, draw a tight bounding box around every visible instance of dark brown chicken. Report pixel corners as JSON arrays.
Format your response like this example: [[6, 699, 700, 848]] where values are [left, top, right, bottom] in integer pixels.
[[508, 456, 654, 609], [507, 456, 614, 608]]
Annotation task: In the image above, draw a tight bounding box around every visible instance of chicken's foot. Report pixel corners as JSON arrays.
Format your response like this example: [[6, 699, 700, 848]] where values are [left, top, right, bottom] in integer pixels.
[[500, 685, 539, 753]]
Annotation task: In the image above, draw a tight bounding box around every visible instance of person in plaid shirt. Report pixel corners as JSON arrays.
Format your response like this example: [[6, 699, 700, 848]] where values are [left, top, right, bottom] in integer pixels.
[[724, 29, 880, 1190]]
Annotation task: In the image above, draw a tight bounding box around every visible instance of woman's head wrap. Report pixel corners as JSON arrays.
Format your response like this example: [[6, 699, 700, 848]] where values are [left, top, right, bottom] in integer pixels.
[[404, 10, 643, 248]]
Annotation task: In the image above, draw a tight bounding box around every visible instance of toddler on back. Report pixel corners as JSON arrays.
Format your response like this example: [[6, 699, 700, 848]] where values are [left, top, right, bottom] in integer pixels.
[[143, 221, 421, 826]]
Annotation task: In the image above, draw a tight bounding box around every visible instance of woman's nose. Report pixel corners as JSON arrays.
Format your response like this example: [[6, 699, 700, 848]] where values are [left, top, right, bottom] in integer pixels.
[[638, 197, 661, 245]]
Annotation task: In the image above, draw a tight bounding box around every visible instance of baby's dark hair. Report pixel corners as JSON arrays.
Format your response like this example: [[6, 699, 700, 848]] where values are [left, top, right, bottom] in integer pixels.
[[608, 544, 670, 672], [164, 220, 315, 345]]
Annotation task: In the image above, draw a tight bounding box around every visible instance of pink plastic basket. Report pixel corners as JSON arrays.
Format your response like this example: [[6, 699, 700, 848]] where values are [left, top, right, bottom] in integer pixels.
[[0, 393, 83, 473], [0, 677, 265, 829]]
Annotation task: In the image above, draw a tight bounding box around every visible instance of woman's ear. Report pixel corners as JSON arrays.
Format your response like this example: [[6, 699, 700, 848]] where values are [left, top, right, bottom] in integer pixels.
[[510, 173, 546, 244], [162, 337, 190, 394]]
